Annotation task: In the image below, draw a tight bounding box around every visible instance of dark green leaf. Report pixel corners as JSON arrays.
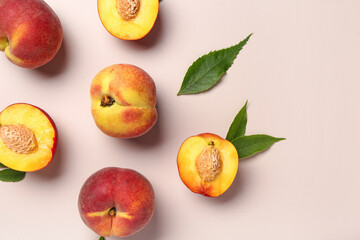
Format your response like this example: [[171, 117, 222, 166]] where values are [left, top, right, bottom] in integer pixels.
[[99, 237, 105, 240], [0, 169, 26, 182], [0, 163, 8, 168], [231, 134, 285, 159], [226, 101, 248, 141], [178, 34, 252, 95]]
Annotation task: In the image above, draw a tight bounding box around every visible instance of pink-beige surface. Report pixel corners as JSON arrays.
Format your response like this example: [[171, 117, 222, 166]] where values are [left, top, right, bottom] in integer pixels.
[[1, 0, 360, 239]]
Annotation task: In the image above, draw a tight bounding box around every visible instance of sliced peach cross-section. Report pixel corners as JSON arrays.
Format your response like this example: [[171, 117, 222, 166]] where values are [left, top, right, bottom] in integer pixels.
[[177, 133, 239, 197], [0, 103, 57, 172], [98, 0, 159, 40]]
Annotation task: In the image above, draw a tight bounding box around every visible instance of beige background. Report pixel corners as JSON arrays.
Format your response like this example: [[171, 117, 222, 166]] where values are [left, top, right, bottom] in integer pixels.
[[1, 0, 360, 239]]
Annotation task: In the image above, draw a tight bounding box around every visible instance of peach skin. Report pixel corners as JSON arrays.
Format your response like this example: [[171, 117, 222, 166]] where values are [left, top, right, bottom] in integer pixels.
[[90, 64, 157, 138], [78, 167, 155, 238], [0, 0, 63, 68]]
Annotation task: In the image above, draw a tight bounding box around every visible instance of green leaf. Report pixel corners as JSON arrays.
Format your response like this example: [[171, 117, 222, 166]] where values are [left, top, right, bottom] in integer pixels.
[[0, 169, 26, 182], [231, 134, 285, 159], [226, 101, 248, 141], [177, 33, 252, 95], [99, 237, 105, 240], [0, 163, 8, 168]]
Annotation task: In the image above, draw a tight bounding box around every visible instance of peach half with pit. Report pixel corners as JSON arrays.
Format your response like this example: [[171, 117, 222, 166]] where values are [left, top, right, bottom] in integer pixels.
[[177, 133, 239, 197], [90, 64, 157, 138], [0, 0, 63, 68], [98, 0, 159, 40], [0, 103, 57, 172], [78, 167, 155, 238]]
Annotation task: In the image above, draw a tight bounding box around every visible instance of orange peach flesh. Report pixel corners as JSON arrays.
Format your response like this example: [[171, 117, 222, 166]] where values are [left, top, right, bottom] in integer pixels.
[[78, 167, 155, 237], [97, 0, 159, 40], [90, 64, 157, 138], [0, 103, 57, 172], [177, 133, 239, 197]]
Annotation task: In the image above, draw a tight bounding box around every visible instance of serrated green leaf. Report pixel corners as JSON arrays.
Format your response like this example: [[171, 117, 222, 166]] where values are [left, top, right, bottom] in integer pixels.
[[231, 134, 285, 159], [0, 169, 26, 182], [0, 163, 8, 168], [177, 33, 252, 95], [99, 237, 105, 240], [226, 101, 248, 141]]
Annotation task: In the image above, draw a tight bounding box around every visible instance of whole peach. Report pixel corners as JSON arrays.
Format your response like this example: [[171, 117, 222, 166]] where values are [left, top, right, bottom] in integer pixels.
[[78, 167, 155, 237], [90, 64, 157, 138], [0, 0, 63, 68]]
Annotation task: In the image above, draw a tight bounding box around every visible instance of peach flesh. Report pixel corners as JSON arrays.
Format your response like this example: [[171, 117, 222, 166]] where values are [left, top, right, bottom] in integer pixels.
[[0, 103, 57, 172], [177, 133, 239, 197], [97, 0, 159, 40]]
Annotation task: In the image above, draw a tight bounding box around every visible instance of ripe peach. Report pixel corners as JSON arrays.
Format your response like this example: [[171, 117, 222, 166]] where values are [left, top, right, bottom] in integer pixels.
[[78, 167, 155, 238], [90, 64, 157, 138], [177, 133, 239, 197], [0, 0, 63, 68], [0, 103, 57, 172], [98, 0, 159, 40]]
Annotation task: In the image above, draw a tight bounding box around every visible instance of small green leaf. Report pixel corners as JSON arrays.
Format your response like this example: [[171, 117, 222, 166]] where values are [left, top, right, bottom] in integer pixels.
[[99, 237, 105, 240], [231, 134, 285, 159], [0, 163, 8, 168], [178, 34, 252, 95], [226, 101, 248, 141], [0, 169, 26, 182]]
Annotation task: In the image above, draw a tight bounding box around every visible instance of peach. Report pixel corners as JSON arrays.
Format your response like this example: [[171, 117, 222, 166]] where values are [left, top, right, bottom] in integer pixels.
[[177, 133, 239, 197], [0, 0, 63, 68], [78, 167, 155, 238], [98, 0, 159, 40], [0, 103, 57, 172], [90, 64, 157, 138]]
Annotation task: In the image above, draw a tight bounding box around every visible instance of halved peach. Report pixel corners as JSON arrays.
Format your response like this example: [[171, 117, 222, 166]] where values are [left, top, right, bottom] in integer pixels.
[[177, 133, 239, 197], [0, 103, 57, 172], [98, 0, 159, 40]]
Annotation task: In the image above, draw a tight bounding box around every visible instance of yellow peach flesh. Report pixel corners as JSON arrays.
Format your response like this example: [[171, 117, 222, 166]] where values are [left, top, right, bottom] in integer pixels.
[[0, 104, 56, 172], [177, 133, 239, 197], [98, 0, 159, 40]]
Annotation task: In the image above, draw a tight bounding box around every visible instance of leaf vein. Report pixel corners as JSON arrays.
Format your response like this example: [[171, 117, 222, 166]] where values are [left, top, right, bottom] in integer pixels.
[[180, 47, 240, 93]]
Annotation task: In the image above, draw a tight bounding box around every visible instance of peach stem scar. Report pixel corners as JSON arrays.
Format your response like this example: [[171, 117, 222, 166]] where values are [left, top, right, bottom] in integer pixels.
[[109, 207, 116, 216], [87, 208, 133, 219], [100, 95, 115, 107], [0, 37, 9, 51]]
